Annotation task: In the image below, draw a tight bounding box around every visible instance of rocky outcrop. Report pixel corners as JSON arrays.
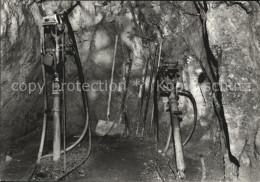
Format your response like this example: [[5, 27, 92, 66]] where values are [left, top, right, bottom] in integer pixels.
[[206, 2, 260, 181], [1, 0, 42, 144]]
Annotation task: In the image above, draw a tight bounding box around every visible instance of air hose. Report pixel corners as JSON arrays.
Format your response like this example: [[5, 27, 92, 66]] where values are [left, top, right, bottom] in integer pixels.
[[27, 56, 49, 181], [37, 56, 48, 163], [163, 89, 197, 154], [179, 89, 197, 146]]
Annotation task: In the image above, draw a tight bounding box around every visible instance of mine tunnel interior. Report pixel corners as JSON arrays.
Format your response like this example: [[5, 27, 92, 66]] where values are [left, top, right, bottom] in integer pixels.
[[1, 1, 260, 181]]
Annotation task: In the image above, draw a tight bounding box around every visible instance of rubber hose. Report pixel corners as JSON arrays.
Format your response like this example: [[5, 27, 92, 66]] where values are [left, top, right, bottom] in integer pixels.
[[27, 58, 48, 181], [37, 57, 48, 163], [163, 127, 171, 154], [179, 89, 198, 146]]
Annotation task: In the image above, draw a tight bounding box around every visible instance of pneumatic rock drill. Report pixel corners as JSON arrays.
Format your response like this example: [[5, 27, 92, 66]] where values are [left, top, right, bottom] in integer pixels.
[[40, 14, 66, 162], [36, 13, 91, 170], [155, 61, 198, 179]]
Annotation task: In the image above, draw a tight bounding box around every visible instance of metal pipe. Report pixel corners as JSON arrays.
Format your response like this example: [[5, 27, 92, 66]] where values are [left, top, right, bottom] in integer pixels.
[[62, 30, 67, 170], [169, 85, 185, 178], [153, 74, 160, 150], [53, 73, 61, 161], [52, 25, 61, 162]]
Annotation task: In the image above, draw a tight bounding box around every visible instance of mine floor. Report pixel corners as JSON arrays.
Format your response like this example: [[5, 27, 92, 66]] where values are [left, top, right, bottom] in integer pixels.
[[1, 132, 224, 181]]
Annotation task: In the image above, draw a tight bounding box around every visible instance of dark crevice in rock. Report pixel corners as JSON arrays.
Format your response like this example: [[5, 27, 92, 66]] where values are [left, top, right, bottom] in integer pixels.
[[194, 0, 240, 171]]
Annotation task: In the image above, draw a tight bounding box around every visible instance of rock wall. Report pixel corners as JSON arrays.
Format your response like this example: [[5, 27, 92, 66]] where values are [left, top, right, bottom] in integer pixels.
[[1, 0, 42, 145], [206, 2, 260, 181]]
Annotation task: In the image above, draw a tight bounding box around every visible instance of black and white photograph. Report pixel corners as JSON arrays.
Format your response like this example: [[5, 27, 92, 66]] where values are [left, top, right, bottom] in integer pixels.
[[0, 1, 260, 181]]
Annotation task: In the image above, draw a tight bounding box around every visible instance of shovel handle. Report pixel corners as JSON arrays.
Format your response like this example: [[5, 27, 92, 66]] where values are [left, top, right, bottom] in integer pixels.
[[157, 40, 162, 69], [107, 35, 118, 121]]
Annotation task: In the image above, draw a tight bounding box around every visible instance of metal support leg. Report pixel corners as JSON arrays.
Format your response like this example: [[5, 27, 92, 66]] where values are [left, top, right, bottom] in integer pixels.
[[169, 88, 185, 179], [53, 74, 61, 161]]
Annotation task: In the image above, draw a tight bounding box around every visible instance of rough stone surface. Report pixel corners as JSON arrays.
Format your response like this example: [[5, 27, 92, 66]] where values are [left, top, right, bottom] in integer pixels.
[[1, 0, 42, 143], [207, 2, 260, 180]]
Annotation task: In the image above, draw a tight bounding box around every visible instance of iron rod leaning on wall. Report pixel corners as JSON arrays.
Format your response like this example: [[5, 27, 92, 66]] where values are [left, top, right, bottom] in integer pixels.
[[62, 27, 67, 171]]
